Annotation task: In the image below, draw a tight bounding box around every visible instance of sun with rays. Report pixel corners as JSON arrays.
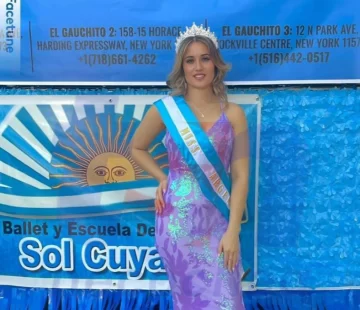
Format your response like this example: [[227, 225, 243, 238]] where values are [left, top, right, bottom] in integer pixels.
[[49, 113, 167, 188]]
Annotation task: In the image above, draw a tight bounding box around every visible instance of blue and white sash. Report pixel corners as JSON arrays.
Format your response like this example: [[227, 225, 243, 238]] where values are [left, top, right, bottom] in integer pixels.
[[154, 95, 231, 222]]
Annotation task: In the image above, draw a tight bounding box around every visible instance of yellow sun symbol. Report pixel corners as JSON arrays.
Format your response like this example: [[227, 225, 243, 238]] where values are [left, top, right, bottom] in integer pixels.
[[49, 114, 167, 188]]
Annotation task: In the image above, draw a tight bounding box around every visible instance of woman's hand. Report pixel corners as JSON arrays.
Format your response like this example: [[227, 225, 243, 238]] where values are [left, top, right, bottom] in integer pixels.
[[218, 228, 240, 272], [155, 178, 167, 215]]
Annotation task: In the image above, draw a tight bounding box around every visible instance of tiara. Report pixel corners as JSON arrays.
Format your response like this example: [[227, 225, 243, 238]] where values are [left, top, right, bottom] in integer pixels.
[[175, 22, 219, 53]]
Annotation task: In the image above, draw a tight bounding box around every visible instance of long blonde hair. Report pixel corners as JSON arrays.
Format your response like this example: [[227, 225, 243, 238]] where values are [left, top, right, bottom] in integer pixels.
[[167, 35, 231, 101]]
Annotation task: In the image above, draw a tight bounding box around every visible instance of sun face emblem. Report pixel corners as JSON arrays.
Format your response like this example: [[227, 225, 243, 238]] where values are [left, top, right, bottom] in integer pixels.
[[87, 153, 136, 185], [0, 100, 167, 190], [49, 113, 167, 189]]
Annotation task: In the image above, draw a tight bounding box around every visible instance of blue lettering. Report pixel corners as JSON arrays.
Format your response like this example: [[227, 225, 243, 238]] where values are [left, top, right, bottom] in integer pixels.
[[19, 238, 41, 270], [64, 239, 73, 270], [129, 248, 146, 279], [82, 239, 107, 271], [147, 248, 164, 271], [81, 238, 167, 279], [108, 247, 127, 270], [19, 237, 74, 272], [42, 247, 62, 269], [5, 0, 17, 53]]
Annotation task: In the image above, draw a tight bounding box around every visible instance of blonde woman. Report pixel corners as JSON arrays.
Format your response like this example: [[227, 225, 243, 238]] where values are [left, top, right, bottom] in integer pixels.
[[131, 23, 249, 309]]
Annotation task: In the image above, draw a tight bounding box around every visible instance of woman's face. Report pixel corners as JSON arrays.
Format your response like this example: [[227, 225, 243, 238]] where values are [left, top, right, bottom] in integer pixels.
[[182, 41, 215, 90]]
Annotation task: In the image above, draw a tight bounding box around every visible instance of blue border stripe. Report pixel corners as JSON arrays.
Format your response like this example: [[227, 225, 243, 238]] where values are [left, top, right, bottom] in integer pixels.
[[155, 99, 230, 222], [0, 106, 13, 123], [0, 178, 158, 196], [37, 105, 64, 138], [0, 149, 50, 186], [63, 105, 78, 125], [84, 105, 95, 118], [104, 104, 115, 114], [123, 105, 135, 120], [173, 95, 231, 192], [2, 127, 54, 174], [0, 174, 43, 189], [0, 200, 154, 216], [16, 108, 54, 154]]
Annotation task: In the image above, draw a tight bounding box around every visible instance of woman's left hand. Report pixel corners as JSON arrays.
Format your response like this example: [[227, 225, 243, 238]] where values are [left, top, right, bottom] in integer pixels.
[[217, 229, 240, 272]]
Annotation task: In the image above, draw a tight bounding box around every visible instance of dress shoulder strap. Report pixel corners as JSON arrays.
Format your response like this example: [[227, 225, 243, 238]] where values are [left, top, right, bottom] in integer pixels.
[[219, 100, 225, 112]]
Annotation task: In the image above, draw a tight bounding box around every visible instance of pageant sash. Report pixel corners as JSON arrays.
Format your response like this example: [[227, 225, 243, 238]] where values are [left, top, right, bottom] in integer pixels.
[[154, 95, 231, 222]]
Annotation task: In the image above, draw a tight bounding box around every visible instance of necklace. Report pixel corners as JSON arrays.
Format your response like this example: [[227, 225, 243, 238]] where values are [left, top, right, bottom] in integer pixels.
[[192, 105, 205, 118], [189, 103, 208, 118], [186, 97, 220, 118]]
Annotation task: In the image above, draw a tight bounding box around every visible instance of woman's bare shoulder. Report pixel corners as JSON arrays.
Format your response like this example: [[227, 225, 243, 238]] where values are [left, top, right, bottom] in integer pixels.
[[224, 102, 247, 132]]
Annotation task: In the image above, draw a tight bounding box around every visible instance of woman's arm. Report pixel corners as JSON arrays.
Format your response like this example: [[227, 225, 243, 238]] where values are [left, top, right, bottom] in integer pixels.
[[227, 103, 249, 234], [217, 102, 249, 272], [130, 105, 167, 182]]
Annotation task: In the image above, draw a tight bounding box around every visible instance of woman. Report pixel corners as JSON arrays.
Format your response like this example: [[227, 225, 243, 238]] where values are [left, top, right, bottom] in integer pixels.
[[131, 23, 249, 309]]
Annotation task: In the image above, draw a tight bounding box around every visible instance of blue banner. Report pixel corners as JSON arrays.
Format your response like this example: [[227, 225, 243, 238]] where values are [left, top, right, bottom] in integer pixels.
[[0, 94, 259, 290], [0, 0, 359, 84]]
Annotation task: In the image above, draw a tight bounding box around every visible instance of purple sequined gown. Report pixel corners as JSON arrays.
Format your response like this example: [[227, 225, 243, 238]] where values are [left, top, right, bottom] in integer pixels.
[[155, 108, 246, 310]]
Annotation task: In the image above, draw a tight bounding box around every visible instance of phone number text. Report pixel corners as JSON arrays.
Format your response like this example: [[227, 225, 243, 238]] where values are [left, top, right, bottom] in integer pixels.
[[249, 52, 330, 65], [79, 54, 157, 66]]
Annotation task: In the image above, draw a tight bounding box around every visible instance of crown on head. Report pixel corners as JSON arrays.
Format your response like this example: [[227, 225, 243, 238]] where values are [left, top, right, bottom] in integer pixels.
[[175, 22, 219, 53]]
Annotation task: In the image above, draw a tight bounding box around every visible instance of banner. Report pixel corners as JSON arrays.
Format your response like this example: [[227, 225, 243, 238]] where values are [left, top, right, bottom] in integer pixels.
[[0, 0, 359, 85], [0, 94, 260, 291]]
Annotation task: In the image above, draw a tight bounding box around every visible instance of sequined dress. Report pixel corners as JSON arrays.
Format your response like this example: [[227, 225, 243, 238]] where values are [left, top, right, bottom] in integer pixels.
[[155, 104, 246, 310]]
